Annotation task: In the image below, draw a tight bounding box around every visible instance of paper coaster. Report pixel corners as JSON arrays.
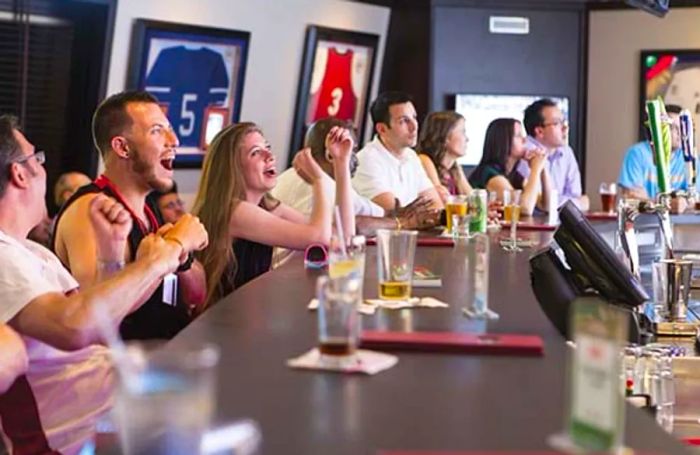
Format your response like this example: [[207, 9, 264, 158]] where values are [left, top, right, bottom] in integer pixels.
[[308, 297, 449, 313], [287, 348, 398, 375]]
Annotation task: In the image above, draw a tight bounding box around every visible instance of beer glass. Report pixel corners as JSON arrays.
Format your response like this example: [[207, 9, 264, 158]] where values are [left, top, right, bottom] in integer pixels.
[[375, 229, 418, 300], [317, 275, 361, 358], [599, 182, 617, 214], [503, 189, 522, 251], [445, 195, 468, 233]]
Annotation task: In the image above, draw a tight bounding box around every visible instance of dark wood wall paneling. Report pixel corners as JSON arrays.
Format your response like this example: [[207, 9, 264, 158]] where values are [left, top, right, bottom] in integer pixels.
[[430, 0, 589, 184], [0, 0, 114, 214]]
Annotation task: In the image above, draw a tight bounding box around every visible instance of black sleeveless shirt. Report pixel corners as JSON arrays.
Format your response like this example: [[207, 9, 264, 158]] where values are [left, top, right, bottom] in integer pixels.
[[52, 176, 191, 340]]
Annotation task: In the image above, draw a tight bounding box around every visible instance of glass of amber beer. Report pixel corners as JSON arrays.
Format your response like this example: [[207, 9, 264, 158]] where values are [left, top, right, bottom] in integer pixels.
[[317, 275, 361, 358], [445, 195, 468, 233], [599, 182, 617, 214], [376, 229, 418, 300]]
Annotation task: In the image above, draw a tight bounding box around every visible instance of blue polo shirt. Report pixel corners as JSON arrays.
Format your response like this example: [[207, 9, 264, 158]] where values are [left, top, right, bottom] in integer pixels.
[[618, 141, 695, 198]]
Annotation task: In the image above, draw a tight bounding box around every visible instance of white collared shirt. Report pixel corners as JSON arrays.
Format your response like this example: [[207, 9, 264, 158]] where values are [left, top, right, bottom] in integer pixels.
[[352, 137, 433, 206], [271, 168, 385, 218]]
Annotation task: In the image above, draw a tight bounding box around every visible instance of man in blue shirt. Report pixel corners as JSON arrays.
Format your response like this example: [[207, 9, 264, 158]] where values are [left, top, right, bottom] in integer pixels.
[[618, 104, 696, 212]]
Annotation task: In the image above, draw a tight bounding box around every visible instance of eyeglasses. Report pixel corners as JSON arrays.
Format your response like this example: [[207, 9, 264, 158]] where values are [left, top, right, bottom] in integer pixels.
[[542, 120, 568, 129], [15, 150, 46, 166], [162, 199, 185, 211]]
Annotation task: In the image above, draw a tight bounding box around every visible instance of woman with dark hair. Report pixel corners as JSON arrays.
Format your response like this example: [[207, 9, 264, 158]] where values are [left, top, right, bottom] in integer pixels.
[[468, 118, 551, 215], [192, 122, 355, 307], [417, 111, 473, 202]]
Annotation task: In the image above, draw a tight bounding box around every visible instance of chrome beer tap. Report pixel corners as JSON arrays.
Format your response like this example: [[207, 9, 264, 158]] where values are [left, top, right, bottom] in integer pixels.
[[617, 193, 675, 281]]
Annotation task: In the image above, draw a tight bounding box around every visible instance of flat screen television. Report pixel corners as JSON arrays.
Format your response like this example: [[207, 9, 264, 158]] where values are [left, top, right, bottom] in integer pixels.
[[453, 93, 570, 166], [554, 200, 649, 307]]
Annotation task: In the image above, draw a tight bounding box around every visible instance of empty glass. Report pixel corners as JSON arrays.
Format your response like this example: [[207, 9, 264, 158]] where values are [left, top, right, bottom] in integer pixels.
[[451, 212, 472, 238], [113, 342, 220, 455]]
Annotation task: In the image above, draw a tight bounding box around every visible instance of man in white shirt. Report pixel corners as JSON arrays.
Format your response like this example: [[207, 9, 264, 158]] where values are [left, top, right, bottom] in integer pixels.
[[352, 92, 443, 212], [273, 118, 439, 234], [0, 114, 208, 454]]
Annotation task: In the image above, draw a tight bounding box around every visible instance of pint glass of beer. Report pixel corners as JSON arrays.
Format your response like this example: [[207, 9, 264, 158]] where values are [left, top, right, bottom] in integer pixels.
[[445, 195, 468, 232], [599, 183, 617, 214], [375, 229, 418, 300]]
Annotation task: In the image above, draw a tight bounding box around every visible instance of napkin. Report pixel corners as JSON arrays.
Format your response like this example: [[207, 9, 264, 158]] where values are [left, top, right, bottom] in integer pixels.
[[364, 297, 449, 310], [308, 297, 449, 313], [308, 299, 377, 315], [287, 348, 398, 375]]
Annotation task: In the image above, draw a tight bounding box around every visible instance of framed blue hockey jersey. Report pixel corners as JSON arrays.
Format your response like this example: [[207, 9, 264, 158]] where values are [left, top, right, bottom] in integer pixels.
[[128, 20, 250, 168]]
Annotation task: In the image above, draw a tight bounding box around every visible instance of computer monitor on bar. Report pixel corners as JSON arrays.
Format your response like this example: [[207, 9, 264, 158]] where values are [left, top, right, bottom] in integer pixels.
[[529, 200, 650, 341]]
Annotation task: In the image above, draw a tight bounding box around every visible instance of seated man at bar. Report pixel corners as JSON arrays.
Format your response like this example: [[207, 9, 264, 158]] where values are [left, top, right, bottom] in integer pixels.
[[272, 117, 439, 235], [28, 171, 92, 247], [0, 323, 27, 394], [352, 91, 443, 212], [55, 171, 91, 209], [618, 104, 693, 213], [521, 98, 589, 211], [54, 91, 208, 340], [148, 180, 187, 224], [0, 114, 208, 453]]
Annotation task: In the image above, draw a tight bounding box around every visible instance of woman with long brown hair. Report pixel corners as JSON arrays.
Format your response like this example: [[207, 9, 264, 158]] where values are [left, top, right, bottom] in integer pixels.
[[468, 118, 552, 215], [417, 111, 473, 202], [193, 122, 355, 307]]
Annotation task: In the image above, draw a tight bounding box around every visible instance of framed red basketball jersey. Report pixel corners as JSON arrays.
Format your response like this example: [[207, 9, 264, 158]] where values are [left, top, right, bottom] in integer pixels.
[[290, 26, 379, 166]]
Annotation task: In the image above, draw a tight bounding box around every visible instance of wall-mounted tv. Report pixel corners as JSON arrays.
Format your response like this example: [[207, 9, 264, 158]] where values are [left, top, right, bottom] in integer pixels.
[[454, 94, 570, 166]]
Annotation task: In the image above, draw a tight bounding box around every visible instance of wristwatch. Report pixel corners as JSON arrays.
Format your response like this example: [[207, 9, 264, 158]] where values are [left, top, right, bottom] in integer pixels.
[[176, 252, 195, 273]]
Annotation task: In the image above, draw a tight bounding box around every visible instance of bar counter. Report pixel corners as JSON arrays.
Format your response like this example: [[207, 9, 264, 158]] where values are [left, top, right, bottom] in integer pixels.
[[176, 221, 692, 454]]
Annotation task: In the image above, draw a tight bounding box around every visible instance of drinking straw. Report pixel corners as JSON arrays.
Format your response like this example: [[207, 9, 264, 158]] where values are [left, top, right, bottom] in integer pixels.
[[334, 205, 348, 258]]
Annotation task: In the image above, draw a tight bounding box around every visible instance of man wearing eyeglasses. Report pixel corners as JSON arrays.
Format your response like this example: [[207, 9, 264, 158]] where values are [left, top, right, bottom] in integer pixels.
[[53, 91, 208, 340], [0, 114, 208, 453], [520, 98, 589, 211], [148, 181, 186, 224]]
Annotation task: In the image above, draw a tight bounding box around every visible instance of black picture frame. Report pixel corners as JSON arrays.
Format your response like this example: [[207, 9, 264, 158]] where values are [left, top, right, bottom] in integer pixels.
[[639, 49, 700, 145], [289, 25, 379, 165], [127, 19, 250, 168]]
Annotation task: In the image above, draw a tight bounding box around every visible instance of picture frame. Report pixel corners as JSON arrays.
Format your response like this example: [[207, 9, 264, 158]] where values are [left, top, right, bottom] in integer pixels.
[[639, 49, 700, 148], [289, 25, 379, 165], [128, 19, 250, 168]]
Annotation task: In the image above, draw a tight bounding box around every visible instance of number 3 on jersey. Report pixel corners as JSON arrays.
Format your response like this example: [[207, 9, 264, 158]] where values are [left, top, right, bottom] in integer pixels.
[[327, 88, 343, 117]]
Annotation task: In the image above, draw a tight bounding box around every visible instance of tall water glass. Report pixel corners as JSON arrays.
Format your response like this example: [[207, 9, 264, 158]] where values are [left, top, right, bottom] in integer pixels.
[[375, 229, 418, 300]]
